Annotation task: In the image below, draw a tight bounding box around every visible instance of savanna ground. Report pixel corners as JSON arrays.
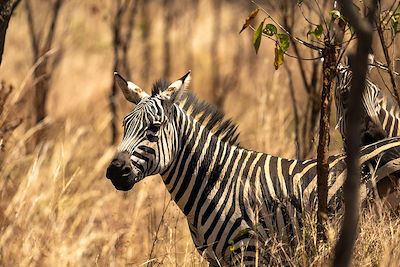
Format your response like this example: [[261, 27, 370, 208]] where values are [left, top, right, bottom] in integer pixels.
[[1, 0, 400, 266]]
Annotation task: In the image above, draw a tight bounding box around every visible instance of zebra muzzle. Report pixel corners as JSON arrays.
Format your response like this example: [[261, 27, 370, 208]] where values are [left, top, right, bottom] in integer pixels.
[[106, 151, 142, 191]]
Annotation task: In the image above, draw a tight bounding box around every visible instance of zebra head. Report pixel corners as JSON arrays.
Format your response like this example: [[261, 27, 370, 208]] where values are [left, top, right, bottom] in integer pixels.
[[106, 71, 191, 191]]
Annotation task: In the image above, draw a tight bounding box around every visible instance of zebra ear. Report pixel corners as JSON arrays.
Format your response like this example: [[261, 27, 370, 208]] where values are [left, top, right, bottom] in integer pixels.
[[114, 72, 149, 104], [160, 71, 191, 103]]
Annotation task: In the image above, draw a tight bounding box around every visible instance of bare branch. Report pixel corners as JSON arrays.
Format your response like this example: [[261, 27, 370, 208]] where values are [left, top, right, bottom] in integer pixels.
[[375, 8, 400, 105], [24, 0, 39, 60], [43, 0, 63, 53], [251, 0, 323, 51]]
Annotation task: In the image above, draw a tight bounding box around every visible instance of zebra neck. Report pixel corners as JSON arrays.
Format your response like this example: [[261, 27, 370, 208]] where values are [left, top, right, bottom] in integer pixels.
[[160, 110, 237, 218], [378, 99, 400, 137]]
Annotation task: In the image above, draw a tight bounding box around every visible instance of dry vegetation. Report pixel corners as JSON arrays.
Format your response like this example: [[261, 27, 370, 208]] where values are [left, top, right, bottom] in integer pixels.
[[0, 0, 400, 266]]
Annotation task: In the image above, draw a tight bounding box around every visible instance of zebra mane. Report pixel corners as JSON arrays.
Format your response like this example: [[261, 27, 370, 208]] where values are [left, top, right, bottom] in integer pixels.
[[152, 80, 240, 146]]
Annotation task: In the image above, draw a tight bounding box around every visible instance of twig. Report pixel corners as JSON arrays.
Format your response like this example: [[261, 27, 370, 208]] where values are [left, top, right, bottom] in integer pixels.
[[251, 0, 323, 51], [375, 8, 400, 105], [313, 0, 330, 41], [147, 197, 172, 267], [284, 64, 301, 158], [372, 60, 400, 76], [43, 0, 62, 53], [248, 25, 323, 60], [24, 0, 39, 60], [299, 4, 320, 27]]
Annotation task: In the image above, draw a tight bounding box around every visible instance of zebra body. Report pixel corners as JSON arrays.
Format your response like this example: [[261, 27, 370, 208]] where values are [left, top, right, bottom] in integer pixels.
[[335, 64, 400, 145], [107, 72, 400, 266]]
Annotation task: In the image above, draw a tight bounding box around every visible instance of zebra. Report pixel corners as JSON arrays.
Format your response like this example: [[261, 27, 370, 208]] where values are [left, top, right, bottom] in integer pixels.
[[106, 71, 400, 266], [335, 62, 400, 146]]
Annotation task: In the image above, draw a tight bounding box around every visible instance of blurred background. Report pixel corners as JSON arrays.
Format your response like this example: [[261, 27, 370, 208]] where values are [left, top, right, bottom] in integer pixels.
[[1, 0, 400, 266]]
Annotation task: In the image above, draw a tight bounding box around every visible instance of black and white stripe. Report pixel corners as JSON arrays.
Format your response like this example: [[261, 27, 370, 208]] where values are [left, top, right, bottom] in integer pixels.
[[335, 64, 400, 146], [112, 74, 400, 266]]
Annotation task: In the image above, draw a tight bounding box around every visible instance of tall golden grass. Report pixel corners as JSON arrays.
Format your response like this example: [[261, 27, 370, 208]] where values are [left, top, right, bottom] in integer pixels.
[[1, 0, 400, 266]]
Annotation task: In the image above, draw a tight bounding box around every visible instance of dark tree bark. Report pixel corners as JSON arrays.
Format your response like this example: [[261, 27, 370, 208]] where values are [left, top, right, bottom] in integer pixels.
[[333, 1, 377, 266], [316, 4, 345, 241], [0, 0, 21, 65], [24, 0, 63, 146], [316, 43, 339, 240], [109, 0, 138, 144]]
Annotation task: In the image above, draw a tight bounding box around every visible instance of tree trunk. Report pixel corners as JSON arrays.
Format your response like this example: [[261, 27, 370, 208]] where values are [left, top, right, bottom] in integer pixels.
[[0, 0, 21, 65], [109, 0, 137, 144], [333, 1, 377, 266], [162, 0, 172, 78], [316, 42, 340, 240], [210, 0, 222, 108], [316, 6, 345, 240]]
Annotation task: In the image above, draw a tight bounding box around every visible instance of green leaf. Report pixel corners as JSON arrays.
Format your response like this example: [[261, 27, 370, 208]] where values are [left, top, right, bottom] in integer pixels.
[[329, 10, 341, 19], [239, 8, 259, 34], [263, 23, 277, 36], [274, 46, 285, 70], [253, 20, 264, 54], [307, 24, 323, 39], [391, 12, 400, 34], [277, 33, 290, 52]]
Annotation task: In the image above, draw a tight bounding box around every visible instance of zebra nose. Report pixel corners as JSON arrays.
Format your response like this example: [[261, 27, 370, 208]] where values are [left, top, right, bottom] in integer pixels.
[[106, 151, 132, 180]]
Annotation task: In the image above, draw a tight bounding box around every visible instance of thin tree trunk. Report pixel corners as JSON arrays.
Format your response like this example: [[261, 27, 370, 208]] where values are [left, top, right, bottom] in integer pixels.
[[141, 0, 151, 84], [109, 0, 137, 144], [211, 0, 222, 108], [184, 0, 198, 69], [162, 0, 172, 78], [316, 7, 345, 240], [281, 1, 321, 158], [25, 0, 63, 129], [316, 43, 340, 240], [285, 65, 301, 158], [0, 0, 21, 65], [333, 1, 377, 266]]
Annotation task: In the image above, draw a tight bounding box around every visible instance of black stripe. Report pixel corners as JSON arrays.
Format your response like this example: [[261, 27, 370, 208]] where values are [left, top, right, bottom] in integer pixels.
[[281, 159, 292, 196], [167, 118, 196, 188], [201, 148, 239, 225], [269, 156, 280, 197], [183, 135, 218, 215], [162, 110, 186, 180], [239, 152, 257, 227], [203, 167, 236, 242], [138, 145, 155, 155], [132, 151, 148, 161], [175, 125, 208, 206], [220, 218, 243, 255], [193, 142, 229, 228]]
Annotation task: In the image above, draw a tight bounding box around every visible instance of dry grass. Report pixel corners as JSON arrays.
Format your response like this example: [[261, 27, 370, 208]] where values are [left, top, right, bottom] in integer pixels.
[[1, 0, 400, 266]]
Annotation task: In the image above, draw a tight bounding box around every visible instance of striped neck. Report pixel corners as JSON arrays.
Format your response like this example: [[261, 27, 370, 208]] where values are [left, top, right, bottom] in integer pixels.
[[160, 107, 236, 219]]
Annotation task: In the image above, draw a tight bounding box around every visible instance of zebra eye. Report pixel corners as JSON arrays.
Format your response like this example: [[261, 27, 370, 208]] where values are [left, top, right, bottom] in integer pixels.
[[148, 122, 161, 133]]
